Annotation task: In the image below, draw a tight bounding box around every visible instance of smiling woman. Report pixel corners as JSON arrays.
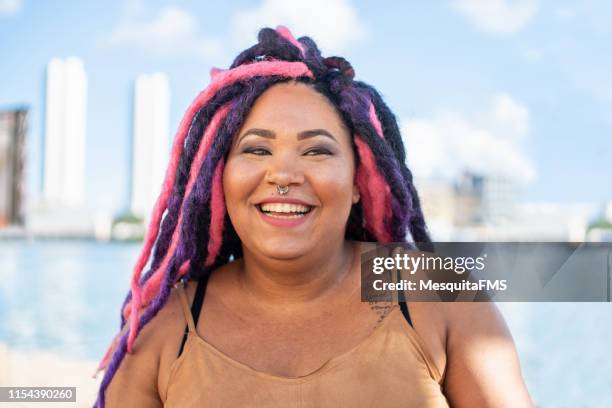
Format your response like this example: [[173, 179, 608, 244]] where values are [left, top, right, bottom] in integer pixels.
[[224, 82, 359, 259], [94, 26, 533, 408]]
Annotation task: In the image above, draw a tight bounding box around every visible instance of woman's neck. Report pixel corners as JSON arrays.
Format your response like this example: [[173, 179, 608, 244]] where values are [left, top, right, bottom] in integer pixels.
[[235, 240, 358, 310]]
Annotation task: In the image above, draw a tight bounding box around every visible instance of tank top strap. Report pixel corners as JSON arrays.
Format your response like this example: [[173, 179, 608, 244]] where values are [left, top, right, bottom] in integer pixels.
[[175, 282, 197, 333], [389, 245, 413, 328], [398, 301, 413, 327], [177, 275, 210, 357]]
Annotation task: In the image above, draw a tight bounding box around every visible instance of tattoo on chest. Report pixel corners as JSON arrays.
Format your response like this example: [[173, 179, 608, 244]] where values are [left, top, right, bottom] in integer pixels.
[[368, 301, 393, 327]]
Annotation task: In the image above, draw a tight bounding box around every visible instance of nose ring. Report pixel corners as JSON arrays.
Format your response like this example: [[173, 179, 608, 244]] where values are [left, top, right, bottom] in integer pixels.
[[277, 185, 289, 195]]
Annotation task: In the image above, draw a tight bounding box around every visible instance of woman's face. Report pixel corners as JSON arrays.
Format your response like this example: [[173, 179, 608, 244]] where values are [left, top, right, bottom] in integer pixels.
[[223, 81, 359, 260]]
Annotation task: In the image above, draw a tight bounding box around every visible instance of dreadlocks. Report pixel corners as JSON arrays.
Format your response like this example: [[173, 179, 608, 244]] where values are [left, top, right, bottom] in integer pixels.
[[94, 25, 431, 408]]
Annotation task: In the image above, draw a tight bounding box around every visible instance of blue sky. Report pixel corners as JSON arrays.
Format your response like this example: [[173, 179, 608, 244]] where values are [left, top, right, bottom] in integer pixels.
[[0, 0, 610, 214]]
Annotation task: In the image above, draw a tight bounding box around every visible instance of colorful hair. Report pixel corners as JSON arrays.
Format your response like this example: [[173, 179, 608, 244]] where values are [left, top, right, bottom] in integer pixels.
[[94, 26, 431, 407]]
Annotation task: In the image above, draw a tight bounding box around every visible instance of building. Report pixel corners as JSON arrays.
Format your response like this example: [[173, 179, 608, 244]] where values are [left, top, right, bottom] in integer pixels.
[[43, 57, 87, 207], [418, 171, 515, 229], [455, 171, 516, 225], [130, 73, 170, 219], [417, 169, 599, 242], [454, 172, 485, 226], [0, 108, 27, 227]]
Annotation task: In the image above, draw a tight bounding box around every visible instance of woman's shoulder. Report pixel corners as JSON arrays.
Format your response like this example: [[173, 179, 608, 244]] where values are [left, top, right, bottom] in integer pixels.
[[104, 281, 195, 406], [116, 280, 198, 367], [153, 279, 202, 394], [156, 278, 202, 349], [114, 280, 194, 359], [382, 242, 509, 341], [354, 239, 529, 404], [136, 279, 197, 348], [351, 240, 448, 375]]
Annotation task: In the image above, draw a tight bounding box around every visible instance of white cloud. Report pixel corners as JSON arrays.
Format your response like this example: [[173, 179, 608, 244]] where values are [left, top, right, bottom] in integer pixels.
[[106, 6, 221, 58], [230, 0, 366, 54], [452, 0, 538, 34], [106, 0, 366, 59], [0, 0, 23, 16], [483, 93, 530, 141], [402, 93, 536, 184]]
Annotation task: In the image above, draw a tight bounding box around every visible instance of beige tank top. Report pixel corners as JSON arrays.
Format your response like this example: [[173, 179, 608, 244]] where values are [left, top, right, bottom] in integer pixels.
[[161, 284, 449, 407]]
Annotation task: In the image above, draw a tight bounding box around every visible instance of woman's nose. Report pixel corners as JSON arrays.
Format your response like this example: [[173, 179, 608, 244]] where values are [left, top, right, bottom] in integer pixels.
[[264, 151, 305, 186]]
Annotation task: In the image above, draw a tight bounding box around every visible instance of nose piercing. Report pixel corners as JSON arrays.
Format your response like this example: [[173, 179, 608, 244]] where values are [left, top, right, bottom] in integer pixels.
[[277, 185, 289, 195]]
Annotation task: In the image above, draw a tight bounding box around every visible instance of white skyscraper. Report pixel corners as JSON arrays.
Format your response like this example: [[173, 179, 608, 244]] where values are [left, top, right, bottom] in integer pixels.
[[130, 73, 170, 219], [43, 57, 87, 207]]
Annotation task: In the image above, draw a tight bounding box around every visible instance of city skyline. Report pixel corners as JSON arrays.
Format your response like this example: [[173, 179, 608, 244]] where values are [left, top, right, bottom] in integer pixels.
[[38, 59, 172, 220], [0, 1, 610, 215]]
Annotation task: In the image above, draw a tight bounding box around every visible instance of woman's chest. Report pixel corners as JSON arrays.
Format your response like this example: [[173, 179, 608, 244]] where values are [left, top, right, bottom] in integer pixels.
[[195, 298, 390, 378], [163, 316, 450, 408]]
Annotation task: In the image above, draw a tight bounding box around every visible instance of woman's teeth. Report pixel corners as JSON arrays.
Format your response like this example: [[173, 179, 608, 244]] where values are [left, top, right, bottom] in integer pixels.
[[259, 203, 312, 218]]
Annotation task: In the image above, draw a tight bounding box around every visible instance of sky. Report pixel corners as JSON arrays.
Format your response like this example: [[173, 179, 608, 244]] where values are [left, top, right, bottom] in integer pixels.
[[0, 0, 611, 215]]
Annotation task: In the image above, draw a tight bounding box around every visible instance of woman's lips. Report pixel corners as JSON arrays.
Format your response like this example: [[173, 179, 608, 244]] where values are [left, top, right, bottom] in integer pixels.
[[255, 204, 315, 228]]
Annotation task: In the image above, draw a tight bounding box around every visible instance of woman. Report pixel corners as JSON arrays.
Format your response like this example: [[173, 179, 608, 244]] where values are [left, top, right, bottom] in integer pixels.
[[95, 26, 533, 407]]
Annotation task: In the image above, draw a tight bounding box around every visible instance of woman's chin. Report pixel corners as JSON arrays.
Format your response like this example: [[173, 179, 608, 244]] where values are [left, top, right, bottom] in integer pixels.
[[250, 237, 314, 260]]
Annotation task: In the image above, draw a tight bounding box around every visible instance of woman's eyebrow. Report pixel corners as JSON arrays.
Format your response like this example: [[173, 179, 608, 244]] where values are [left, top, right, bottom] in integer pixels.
[[238, 128, 338, 143], [297, 129, 337, 142]]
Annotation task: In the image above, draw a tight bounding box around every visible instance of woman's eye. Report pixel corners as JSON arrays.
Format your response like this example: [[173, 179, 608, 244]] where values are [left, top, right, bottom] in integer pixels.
[[243, 147, 270, 155], [242, 147, 333, 156], [304, 148, 333, 156]]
